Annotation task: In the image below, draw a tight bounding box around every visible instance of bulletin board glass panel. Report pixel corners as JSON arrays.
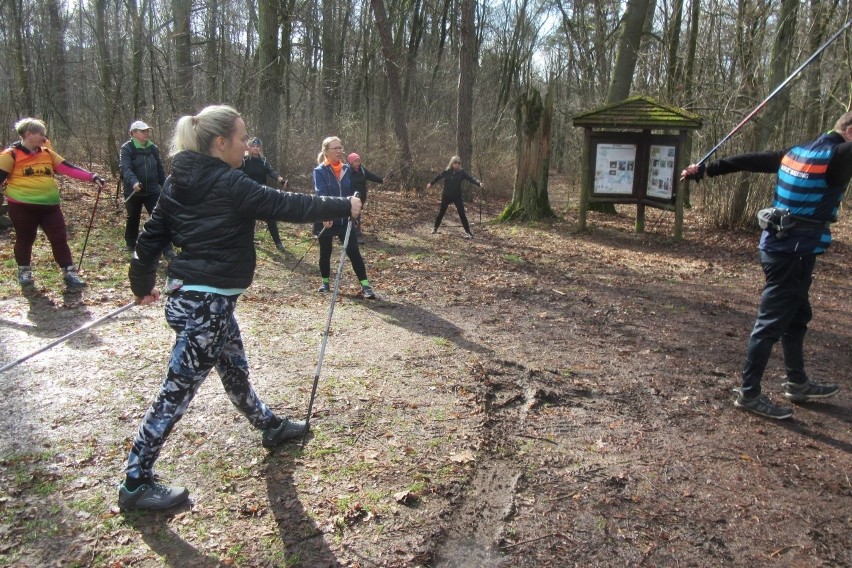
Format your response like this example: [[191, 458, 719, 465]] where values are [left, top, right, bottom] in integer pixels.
[[647, 144, 676, 200], [593, 143, 637, 195]]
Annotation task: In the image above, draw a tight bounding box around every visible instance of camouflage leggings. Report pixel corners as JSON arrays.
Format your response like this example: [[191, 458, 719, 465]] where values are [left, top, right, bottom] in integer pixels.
[[125, 291, 278, 480]]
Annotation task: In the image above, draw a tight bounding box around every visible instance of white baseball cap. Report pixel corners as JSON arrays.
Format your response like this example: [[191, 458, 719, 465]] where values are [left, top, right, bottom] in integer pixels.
[[129, 120, 152, 132]]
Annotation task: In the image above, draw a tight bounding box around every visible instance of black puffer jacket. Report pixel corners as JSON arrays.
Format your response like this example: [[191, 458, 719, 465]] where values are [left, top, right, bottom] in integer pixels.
[[129, 151, 351, 296]]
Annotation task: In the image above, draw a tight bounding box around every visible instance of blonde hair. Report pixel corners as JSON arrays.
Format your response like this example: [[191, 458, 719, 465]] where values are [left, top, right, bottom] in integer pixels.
[[834, 110, 852, 133], [317, 136, 342, 164], [446, 155, 462, 170], [170, 105, 241, 157], [15, 117, 47, 137]]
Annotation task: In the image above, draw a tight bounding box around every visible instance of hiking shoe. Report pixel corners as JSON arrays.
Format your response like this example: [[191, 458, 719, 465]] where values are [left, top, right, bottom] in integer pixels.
[[431, 228, 438, 234], [361, 285, 376, 299], [784, 380, 840, 403], [118, 479, 189, 510], [275, 243, 286, 252], [262, 418, 308, 448], [318, 283, 330, 293], [17, 266, 33, 286], [62, 265, 86, 287], [733, 389, 793, 419], [464, 231, 474, 239]]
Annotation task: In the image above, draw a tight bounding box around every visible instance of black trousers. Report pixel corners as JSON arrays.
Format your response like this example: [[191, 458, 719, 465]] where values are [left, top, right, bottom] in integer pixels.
[[434, 193, 471, 234], [741, 250, 816, 395], [125, 191, 161, 249], [318, 223, 368, 282]]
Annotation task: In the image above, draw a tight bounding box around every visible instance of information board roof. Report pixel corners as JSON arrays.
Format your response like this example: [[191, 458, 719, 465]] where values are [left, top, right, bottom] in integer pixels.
[[573, 96, 702, 130]]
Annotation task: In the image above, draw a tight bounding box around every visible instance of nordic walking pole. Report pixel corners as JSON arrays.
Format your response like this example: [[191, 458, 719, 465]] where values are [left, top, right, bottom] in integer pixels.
[[302, 195, 359, 446], [291, 227, 325, 271], [697, 17, 852, 166], [78, 178, 105, 269], [0, 301, 136, 374]]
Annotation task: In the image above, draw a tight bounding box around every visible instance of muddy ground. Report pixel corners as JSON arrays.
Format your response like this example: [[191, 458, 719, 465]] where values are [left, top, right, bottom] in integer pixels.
[[0, 176, 850, 567]]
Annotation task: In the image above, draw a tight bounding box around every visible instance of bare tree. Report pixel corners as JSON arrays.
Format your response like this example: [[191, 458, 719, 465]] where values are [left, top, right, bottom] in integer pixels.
[[370, 0, 413, 179], [607, 0, 653, 103], [457, 0, 477, 171], [172, 0, 193, 114]]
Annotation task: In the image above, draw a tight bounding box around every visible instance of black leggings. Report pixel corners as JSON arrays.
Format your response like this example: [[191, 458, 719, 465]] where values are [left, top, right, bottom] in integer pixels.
[[318, 223, 368, 281], [434, 193, 471, 233]]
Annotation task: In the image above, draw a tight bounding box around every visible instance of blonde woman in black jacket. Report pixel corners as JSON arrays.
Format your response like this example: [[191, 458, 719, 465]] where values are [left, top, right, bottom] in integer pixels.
[[427, 155, 483, 238], [120, 105, 360, 511]]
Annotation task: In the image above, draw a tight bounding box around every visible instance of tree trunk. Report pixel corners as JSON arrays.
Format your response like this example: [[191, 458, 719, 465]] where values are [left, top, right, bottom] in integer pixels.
[[46, 0, 71, 139], [8, 0, 34, 114], [257, 0, 281, 163], [498, 85, 555, 222], [370, 0, 413, 180], [607, 0, 652, 103], [171, 0, 193, 114], [457, 0, 477, 177], [94, 0, 119, 174]]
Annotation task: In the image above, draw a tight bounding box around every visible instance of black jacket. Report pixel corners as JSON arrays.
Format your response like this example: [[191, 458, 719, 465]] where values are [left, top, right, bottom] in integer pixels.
[[349, 165, 383, 204], [429, 168, 481, 199], [119, 140, 167, 198], [240, 155, 282, 185], [129, 151, 351, 295]]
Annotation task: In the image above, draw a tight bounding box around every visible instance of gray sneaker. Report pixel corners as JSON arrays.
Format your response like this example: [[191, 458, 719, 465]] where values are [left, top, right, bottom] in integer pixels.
[[317, 282, 330, 293], [118, 479, 189, 510], [62, 265, 86, 287], [17, 266, 33, 286], [262, 418, 308, 448], [734, 389, 793, 419], [361, 285, 376, 299], [784, 380, 839, 403]]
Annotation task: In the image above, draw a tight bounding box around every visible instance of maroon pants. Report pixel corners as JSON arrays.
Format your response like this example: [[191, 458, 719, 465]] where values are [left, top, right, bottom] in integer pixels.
[[7, 200, 74, 267]]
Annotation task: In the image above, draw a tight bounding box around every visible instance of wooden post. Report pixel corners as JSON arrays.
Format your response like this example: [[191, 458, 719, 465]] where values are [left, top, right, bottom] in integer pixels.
[[674, 129, 686, 240], [579, 127, 591, 230]]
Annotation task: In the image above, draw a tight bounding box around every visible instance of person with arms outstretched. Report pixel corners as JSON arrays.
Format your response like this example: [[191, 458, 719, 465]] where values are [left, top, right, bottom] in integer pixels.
[[240, 137, 288, 251], [0, 117, 105, 288], [428, 155, 482, 238], [119, 105, 360, 511], [682, 110, 852, 419]]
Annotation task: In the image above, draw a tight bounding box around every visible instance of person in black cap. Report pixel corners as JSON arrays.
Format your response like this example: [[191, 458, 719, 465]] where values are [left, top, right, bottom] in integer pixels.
[[239, 137, 288, 251]]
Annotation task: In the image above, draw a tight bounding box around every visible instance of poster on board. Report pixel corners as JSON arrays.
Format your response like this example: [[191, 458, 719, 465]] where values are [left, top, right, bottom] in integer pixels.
[[647, 145, 676, 200], [594, 143, 636, 195]]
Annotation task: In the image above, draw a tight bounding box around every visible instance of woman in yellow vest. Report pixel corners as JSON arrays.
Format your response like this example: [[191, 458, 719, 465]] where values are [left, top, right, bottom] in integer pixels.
[[0, 118, 105, 287]]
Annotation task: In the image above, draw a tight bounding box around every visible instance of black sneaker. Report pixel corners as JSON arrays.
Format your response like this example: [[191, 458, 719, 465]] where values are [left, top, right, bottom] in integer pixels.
[[262, 418, 308, 448], [118, 479, 189, 510], [317, 283, 330, 293], [62, 265, 86, 287], [17, 266, 34, 287], [784, 380, 839, 403], [733, 389, 793, 419], [361, 285, 376, 299], [275, 243, 286, 252]]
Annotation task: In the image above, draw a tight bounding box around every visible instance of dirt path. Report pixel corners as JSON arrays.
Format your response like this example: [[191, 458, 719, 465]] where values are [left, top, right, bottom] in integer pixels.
[[0, 181, 850, 567]]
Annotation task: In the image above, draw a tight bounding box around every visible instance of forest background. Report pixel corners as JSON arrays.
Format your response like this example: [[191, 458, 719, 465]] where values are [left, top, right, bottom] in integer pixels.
[[1, 0, 851, 227]]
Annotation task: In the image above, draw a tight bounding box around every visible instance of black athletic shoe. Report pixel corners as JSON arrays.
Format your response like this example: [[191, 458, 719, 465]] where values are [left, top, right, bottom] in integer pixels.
[[361, 285, 376, 299], [318, 283, 330, 293], [262, 418, 308, 448], [734, 389, 793, 419], [784, 380, 839, 403], [118, 479, 189, 510], [275, 243, 286, 252]]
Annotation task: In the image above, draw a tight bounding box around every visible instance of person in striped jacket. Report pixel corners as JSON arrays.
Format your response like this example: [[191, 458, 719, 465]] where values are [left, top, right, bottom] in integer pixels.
[[682, 111, 852, 419]]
